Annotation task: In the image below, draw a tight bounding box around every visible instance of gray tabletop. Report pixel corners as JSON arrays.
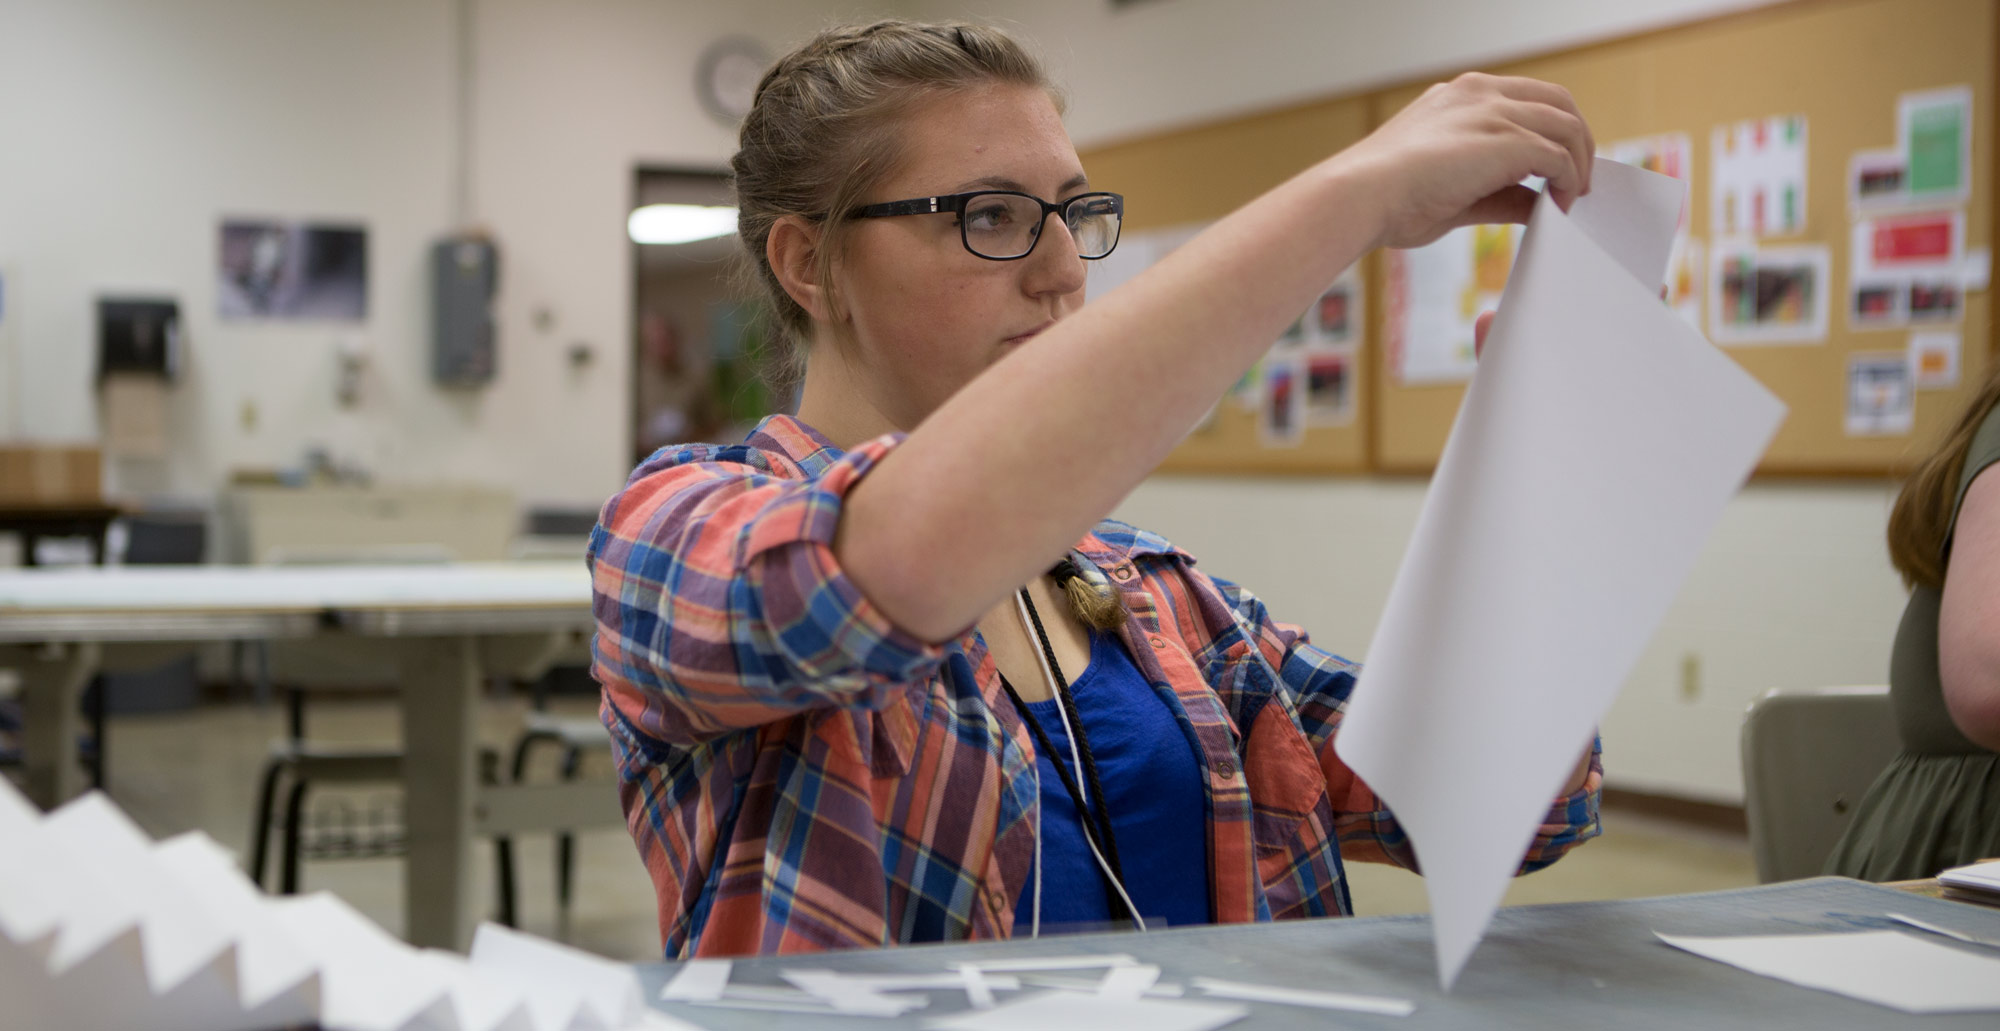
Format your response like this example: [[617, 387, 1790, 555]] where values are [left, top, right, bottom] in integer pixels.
[[636, 878, 2000, 1029]]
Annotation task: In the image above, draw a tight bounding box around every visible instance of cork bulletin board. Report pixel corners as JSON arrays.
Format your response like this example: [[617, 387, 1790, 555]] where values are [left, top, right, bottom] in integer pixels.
[[1078, 0, 1995, 476]]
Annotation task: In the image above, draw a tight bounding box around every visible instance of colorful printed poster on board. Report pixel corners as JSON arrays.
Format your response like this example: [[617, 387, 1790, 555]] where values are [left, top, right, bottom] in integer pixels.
[[1848, 210, 1966, 331], [1900, 86, 1972, 205], [1708, 241, 1830, 344], [1847, 351, 1914, 436], [1710, 115, 1808, 238], [1385, 224, 1517, 384]]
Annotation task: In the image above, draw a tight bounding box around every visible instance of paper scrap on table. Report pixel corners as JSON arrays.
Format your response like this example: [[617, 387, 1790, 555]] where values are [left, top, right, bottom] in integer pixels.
[[1189, 976, 1414, 1017], [1095, 964, 1162, 1001], [1657, 930, 2000, 1014], [1336, 157, 1785, 989], [659, 958, 731, 1001], [925, 990, 1248, 1031]]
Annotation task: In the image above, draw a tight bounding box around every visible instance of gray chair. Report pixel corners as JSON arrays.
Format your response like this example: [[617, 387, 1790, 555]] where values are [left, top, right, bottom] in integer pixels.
[[1740, 685, 1900, 883]]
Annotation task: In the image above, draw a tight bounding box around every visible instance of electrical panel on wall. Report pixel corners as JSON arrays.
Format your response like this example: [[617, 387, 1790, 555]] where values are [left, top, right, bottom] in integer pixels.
[[432, 236, 499, 386]]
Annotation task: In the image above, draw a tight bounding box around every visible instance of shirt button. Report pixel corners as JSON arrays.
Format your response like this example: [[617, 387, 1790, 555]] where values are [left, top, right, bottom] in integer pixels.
[[1213, 756, 1237, 777], [1111, 565, 1135, 581], [1149, 636, 1166, 649]]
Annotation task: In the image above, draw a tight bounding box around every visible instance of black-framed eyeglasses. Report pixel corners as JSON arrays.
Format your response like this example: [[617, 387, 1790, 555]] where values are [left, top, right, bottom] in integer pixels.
[[847, 190, 1124, 261]]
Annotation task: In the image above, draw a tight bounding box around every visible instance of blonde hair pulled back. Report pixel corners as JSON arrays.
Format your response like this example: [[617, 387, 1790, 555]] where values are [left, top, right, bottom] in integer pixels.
[[731, 20, 1062, 391]]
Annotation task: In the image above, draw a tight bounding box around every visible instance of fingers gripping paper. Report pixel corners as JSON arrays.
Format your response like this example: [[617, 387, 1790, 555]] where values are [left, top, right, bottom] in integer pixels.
[[1334, 158, 1785, 988]]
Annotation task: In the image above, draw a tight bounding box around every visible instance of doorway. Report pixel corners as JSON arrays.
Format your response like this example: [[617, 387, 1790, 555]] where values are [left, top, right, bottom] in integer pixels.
[[628, 167, 785, 466]]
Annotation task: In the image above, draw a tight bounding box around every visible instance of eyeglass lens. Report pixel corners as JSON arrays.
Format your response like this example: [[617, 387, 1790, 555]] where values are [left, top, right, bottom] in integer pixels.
[[961, 193, 1120, 259]]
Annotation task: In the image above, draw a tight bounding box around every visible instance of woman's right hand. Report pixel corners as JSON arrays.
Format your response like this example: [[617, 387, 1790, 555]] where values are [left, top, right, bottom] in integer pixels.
[[1336, 72, 1595, 251]]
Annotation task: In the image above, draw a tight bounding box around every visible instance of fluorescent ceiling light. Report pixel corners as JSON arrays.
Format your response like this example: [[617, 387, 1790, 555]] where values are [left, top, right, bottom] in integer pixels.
[[628, 204, 738, 245]]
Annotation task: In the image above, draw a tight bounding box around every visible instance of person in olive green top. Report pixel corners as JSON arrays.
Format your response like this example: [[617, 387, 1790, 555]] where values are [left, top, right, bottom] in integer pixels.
[[1826, 363, 2000, 881]]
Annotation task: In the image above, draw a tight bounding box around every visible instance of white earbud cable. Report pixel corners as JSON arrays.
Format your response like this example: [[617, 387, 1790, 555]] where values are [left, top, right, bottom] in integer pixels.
[[1014, 589, 1148, 933]]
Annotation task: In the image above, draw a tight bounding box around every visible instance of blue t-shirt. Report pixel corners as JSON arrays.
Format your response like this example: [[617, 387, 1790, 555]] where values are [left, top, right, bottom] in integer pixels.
[[1012, 629, 1213, 933]]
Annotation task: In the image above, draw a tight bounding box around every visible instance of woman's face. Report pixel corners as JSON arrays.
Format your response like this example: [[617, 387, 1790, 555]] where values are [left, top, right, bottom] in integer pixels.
[[830, 83, 1091, 429]]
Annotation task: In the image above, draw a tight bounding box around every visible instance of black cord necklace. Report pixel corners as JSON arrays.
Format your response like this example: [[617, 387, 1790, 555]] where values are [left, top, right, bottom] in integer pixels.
[[995, 569, 1133, 925]]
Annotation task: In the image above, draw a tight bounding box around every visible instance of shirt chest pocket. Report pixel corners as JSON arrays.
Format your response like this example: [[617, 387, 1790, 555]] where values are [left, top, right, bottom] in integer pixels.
[[1242, 697, 1329, 854]]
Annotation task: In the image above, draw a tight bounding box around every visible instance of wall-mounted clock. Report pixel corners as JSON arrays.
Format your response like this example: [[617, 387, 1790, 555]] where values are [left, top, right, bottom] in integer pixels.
[[696, 37, 771, 127]]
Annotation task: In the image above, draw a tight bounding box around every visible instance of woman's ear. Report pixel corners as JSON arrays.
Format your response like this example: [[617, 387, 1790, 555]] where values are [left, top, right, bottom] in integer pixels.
[[767, 216, 835, 323]]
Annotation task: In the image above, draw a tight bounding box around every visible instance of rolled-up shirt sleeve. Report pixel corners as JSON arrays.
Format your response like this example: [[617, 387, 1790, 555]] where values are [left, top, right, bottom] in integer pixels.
[[590, 433, 949, 751]]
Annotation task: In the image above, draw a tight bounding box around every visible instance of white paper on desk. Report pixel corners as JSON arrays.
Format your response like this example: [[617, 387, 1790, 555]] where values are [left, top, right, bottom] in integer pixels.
[[1335, 157, 1785, 988], [1657, 930, 2000, 1013]]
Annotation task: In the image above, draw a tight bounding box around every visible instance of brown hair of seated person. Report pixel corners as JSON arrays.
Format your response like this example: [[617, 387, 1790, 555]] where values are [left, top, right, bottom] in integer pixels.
[[1887, 363, 2000, 589]]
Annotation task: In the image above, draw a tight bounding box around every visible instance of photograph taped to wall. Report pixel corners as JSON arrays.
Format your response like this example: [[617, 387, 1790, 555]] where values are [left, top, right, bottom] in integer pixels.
[[1258, 354, 1305, 447], [218, 219, 367, 321], [1708, 241, 1829, 344], [1846, 350, 1914, 436], [1710, 115, 1808, 238], [1848, 147, 1911, 213], [1303, 349, 1355, 427], [1315, 263, 1364, 346]]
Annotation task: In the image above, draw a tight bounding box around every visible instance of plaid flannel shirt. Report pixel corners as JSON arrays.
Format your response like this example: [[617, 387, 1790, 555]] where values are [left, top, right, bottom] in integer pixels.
[[591, 415, 1602, 958]]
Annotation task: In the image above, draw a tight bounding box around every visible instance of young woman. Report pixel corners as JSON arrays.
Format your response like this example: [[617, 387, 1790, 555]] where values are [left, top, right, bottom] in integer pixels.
[[591, 20, 1603, 957], [1826, 363, 2000, 880]]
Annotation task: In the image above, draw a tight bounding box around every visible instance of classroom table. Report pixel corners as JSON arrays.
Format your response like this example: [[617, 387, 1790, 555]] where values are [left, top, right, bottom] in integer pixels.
[[637, 877, 2000, 1029], [0, 561, 615, 950]]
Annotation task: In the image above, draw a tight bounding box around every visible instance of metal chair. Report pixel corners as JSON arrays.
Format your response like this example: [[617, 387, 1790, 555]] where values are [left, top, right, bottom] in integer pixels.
[[492, 711, 612, 927], [1740, 685, 1900, 883]]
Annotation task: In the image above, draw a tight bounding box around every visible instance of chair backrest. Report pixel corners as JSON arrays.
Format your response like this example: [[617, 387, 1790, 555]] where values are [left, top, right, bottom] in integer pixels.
[[1740, 685, 1899, 883]]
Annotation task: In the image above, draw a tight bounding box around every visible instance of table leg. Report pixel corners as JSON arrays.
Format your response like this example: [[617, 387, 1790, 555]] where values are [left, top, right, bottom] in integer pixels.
[[399, 634, 482, 950], [14, 642, 102, 809]]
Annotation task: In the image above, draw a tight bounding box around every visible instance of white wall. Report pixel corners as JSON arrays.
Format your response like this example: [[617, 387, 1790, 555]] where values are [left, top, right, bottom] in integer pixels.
[[0, 0, 860, 509], [915, 0, 1785, 148], [0, 0, 459, 496]]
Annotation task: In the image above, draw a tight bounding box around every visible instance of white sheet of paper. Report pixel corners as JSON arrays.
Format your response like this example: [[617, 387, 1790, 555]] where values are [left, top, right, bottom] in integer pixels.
[[0, 777, 64, 945], [266, 893, 457, 1031], [1940, 859, 2000, 891], [1095, 964, 1162, 1001], [1335, 157, 1785, 988], [1189, 976, 1414, 1017], [925, 990, 1249, 1031], [659, 958, 732, 1002], [150, 832, 320, 1013], [1657, 930, 2000, 1014], [42, 793, 234, 993]]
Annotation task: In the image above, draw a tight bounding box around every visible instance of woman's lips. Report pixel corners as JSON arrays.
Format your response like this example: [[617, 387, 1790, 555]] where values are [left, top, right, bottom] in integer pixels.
[[1003, 323, 1055, 346]]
